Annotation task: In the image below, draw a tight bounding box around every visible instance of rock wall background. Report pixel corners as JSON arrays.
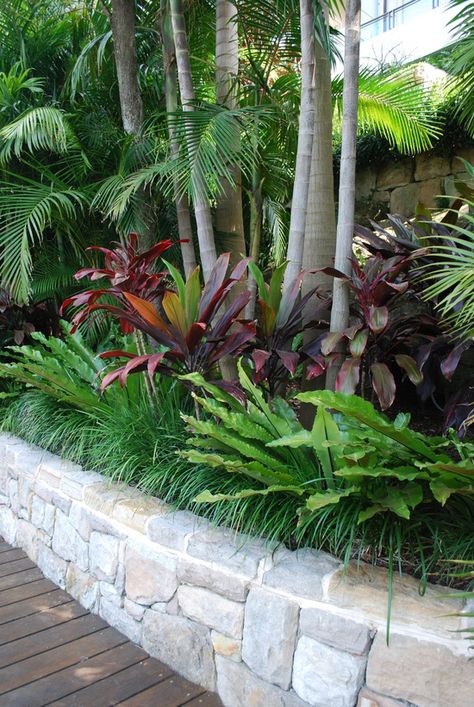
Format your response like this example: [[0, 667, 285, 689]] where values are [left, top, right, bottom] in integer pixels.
[[0, 433, 472, 707], [355, 145, 474, 218]]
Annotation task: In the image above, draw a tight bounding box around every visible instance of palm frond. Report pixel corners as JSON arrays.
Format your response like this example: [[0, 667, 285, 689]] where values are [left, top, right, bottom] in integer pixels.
[[0, 105, 80, 162], [333, 67, 442, 154], [0, 175, 88, 302]]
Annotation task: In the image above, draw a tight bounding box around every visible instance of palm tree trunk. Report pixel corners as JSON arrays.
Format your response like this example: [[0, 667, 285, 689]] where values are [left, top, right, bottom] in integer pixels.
[[283, 0, 315, 293], [170, 0, 217, 282], [302, 19, 336, 304], [327, 0, 361, 388], [245, 170, 262, 319], [215, 0, 246, 269], [110, 0, 152, 249], [160, 0, 197, 277], [110, 0, 143, 135]]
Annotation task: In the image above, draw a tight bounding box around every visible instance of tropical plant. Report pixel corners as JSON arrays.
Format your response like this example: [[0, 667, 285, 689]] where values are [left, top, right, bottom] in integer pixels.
[[0, 287, 60, 347], [246, 260, 328, 395], [61, 233, 175, 334], [92, 254, 255, 388]]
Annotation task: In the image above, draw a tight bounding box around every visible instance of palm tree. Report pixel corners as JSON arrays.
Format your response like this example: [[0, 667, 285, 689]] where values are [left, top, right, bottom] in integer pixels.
[[215, 0, 246, 269], [283, 0, 315, 295], [328, 0, 361, 381], [170, 0, 217, 281], [160, 0, 197, 277]]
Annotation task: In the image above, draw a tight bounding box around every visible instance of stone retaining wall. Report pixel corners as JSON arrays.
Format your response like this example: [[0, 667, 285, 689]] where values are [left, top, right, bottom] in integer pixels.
[[0, 433, 472, 707], [355, 146, 474, 217]]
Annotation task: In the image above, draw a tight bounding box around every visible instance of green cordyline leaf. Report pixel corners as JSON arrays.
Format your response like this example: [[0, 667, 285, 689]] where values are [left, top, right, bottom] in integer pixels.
[[297, 391, 439, 462], [248, 261, 268, 303], [267, 261, 287, 312], [184, 267, 201, 326], [194, 485, 306, 504], [162, 259, 186, 306]]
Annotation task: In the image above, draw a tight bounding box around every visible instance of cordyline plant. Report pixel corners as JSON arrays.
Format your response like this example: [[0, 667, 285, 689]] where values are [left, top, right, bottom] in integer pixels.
[[305, 253, 430, 410], [61, 233, 174, 334], [87, 254, 255, 389], [247, 261, 329, 395]]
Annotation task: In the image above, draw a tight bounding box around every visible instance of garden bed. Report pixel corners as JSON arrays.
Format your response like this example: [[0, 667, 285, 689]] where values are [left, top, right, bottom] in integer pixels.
[[0, 432, 472, 707]]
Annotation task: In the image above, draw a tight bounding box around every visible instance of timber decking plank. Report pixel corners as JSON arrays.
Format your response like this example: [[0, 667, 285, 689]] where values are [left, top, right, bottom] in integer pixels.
[[0, 589, 72, 625], [0, 557, 36, 578], [183, 695, 225, 707], [0, 626, 127, 694], [117, 675, 205, 706], [0, 537, 223, 706], [2, 643, 151, 707], [0, 566, 43, 591], [0, 548, 27, 565], [0, 578, 57, 607], [0, 612, 108, 668], [49, 656, 174, 706], [0, 601, 89, 647]]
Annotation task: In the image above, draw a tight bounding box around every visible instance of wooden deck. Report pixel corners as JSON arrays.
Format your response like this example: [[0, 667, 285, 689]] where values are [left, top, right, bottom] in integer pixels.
[[0, 536, 222, 706]]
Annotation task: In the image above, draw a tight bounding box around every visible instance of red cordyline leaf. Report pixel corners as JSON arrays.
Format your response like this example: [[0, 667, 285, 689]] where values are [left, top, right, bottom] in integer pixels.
[[349, 328, 369, 357], [306, 356, 327, 379], [252, 349, 271, 373], [321, 331, 344, 356], [336, 358, 361, 395], [367, 305, 388, 334], [276, 350, 299, 375], [440, 341, 471, 381], [394, 354, 423, 385], [370, 362, 396, 410]]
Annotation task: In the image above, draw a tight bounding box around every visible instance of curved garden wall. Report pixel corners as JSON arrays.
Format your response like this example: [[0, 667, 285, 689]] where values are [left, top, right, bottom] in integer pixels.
[[0, 432, 472, 707]]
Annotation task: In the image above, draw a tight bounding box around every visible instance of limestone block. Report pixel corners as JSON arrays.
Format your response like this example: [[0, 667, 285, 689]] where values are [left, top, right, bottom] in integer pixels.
[[377, 160, 413, 189], [52, 510, 89, 571], [146, 509, 208, 551], [327, 562, 464, 636], [124, 598, 146, 621], [178, 585, 244, 639], [69, 502, 126, 542], [211, 631, 242, 662], [83, 482, 141, 516], [216, 657, 309, 707], [30, 495, 55, 536], [452, 146, 474, 172], [299, 607, 373, 656], [418, 177, 442, 207], [16, 519, 38, 561], [263, 547, 341, 601], [60, 469, 104, 501], [366, 632, 474, 707], [242, 587, 299, 689], [356, 168, 377, 198], [89, 531, 120, 582], [7, 478, 19, 513], [6, 444, 45, 477], [99, 596, 142, 644], [37, 542, 68, 588], [18, 476, 33, 509], [66, 563, 100, 612], [372, 189, 390, 203], [100, 580, 123, 606], [187, 527, 273, 579], [178, 558, 249, 601], [415, 154, 450, 181], [33, 481, 71, 514], [142, 610, 216, 690], [443, 172, 471, 197], [112, 496, 167, 533], [125, 541, 177, 605], [292, 635, 366, 707], [0, 506, 17, 544], [390, 182, 420, 216], [357, 687, 406, 706]]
